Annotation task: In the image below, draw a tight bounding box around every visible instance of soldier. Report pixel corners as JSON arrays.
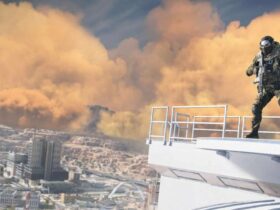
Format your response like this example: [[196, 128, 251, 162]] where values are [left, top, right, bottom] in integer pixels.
[[246, 36, 280, 138]]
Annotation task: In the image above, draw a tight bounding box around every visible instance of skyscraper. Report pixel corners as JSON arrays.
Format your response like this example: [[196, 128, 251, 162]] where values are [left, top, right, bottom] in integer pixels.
[[24, 137, 46, 180], [24, 137, 68, 181], [6, 152, 27, 177], [44, 140, 68, 181]]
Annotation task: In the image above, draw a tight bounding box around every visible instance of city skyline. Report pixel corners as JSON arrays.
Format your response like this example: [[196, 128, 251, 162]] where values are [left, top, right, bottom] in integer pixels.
[[0, 125, 149, 209]]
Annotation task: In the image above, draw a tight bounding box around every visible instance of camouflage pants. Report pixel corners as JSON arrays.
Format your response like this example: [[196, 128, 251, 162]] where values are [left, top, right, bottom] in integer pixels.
[[251, 89, 280, 132]]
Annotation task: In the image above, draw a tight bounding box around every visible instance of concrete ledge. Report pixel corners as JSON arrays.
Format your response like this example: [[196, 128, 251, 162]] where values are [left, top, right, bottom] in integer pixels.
[[196, 137, 280, 156]]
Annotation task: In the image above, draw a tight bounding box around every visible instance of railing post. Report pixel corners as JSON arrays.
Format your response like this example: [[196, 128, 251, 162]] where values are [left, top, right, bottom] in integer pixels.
[[241, 116, 245, 138], [185, 116, 190, 139], [191, 116, 196, 139], [163, 107, 169, 145], [236, 116, 240, 138], [175, 112, 179, 140], [222, 105, 228, 138], [148, 108, 154, 144], [168, 107, 175, 146]]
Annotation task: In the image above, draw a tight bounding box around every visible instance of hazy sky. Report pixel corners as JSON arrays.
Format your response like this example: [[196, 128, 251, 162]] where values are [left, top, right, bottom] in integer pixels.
[[2, 0, 280, 137], [2, 0, 280, 48]]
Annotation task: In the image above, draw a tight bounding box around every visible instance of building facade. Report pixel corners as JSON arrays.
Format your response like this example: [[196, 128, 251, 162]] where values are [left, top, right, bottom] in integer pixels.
[[6, 152, 27, 177], [25, 191, 40, 210], [44, 140, 68, 181], [23, 137, 68, 181], [24, 137, 46, 180]]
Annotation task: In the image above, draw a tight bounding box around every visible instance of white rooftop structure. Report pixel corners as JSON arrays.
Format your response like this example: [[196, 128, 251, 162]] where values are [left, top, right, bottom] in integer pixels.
[[147, 105, 280, 210]]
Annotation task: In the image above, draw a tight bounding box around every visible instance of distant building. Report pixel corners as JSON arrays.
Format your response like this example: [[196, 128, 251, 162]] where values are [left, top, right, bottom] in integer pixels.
[[44, 140, 68, 181], [0, 125, 16, 136], [0, 152, 8, 165], [0, 189, 24, 208], [25, 191, 40, 210], [40, 180, 74, 193], [68, 170, 80, 183], [0, 164, 4, 176], [0, 189, 14, 206], [24, 137, 46, 180], [15, 163, 25, 178], [6, 152, 27, 177], [0, 189, 40, 209], [24, 137, 68, 181], [60, 193, 77, 204]]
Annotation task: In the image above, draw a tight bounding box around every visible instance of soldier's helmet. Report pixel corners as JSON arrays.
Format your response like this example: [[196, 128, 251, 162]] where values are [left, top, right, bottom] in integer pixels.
[[260, 36, 274, 55]]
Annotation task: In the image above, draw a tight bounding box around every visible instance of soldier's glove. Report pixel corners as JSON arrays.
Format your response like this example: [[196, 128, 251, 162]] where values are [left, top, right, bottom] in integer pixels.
[[246, 69, 253, 76]]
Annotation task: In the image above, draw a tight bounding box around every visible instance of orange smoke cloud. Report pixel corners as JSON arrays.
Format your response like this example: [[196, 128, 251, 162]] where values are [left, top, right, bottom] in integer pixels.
[[147, 0, 223, 45], [0, 2, 145, 130], [98, 0, 280, 139], [1, 1, 280, 139]]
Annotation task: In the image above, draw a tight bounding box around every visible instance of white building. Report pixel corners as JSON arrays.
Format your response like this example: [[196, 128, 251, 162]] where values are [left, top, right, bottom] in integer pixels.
[[25, 191, 40, 210], [6, 152, 27, 177], [0, 189, 40, 209], [0, 189, 23, 207], [147, 105, 280, 210]]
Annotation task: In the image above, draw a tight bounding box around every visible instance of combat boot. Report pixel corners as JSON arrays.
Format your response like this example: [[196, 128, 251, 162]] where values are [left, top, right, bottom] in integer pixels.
[[246, 129, 259, 139]]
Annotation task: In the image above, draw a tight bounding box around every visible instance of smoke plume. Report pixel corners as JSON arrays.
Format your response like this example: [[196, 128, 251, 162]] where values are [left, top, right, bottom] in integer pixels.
[[0, 2, 144, 130], [1, 1, 280, 139], [98, 0, 280, 139]]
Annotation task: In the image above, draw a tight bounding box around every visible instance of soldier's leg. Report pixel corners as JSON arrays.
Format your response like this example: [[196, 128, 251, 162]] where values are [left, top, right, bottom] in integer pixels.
[[246, 92, 274, 138]]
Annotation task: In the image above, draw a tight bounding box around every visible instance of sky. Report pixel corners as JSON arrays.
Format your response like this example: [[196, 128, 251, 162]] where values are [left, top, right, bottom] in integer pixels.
[[2, 0, 280, 48], [1, 0, 280, 139]]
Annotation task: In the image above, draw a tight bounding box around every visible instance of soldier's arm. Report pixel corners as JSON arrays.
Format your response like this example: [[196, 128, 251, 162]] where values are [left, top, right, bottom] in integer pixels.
[[276, 42, 280, 63], [246, 55, 258, 77]]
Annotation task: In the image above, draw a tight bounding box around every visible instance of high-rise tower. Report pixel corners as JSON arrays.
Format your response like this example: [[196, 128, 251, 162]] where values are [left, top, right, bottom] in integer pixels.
[[44, 140, 67, 181], [24, 137, 68, 181], [24, 137, 46, 180]]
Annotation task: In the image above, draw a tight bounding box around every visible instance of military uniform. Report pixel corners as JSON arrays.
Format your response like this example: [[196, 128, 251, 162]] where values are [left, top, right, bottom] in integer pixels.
[[246, 41, 280, 138]]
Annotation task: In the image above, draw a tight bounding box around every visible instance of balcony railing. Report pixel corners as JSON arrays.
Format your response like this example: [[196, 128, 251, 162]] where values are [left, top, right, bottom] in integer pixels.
[[147, 105, 280, 145]]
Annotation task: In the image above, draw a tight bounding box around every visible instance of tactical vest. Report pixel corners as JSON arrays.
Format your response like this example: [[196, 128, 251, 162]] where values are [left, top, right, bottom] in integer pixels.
[[257, 51, 280, 91]]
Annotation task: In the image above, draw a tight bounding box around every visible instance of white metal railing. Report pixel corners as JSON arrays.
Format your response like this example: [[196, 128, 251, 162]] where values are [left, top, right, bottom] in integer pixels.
[[241, 116, 280, 138], [148, 106, 169, 144], [168, 105, 227, 145], [147, 105, 280, 145], [191, 115, 241, 139]]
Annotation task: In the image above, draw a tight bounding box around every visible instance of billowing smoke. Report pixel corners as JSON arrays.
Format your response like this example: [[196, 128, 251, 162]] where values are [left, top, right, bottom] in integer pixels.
[[1, 1, 280, 139], [85, 105, 114, 133], [98, 0, 280, 139], [0, 2, 145, 130]]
